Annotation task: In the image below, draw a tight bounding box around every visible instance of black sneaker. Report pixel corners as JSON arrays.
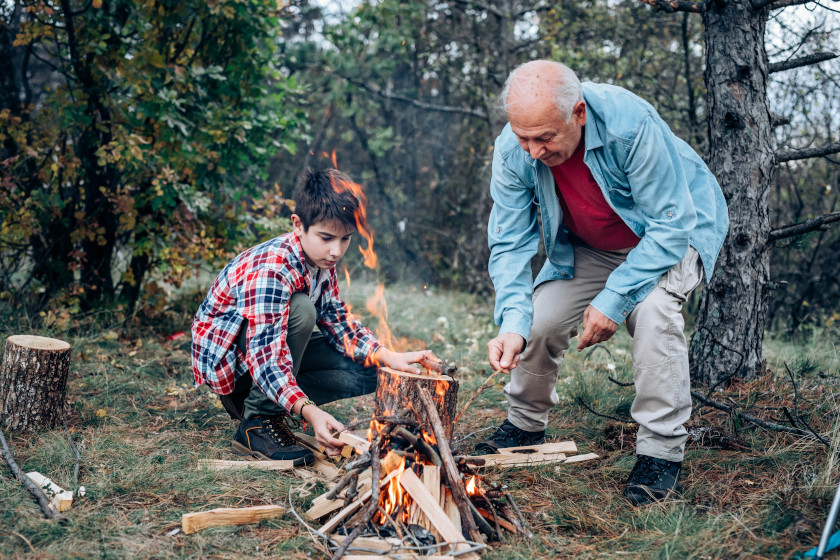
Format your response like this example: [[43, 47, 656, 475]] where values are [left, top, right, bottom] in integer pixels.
[[232, 413, 314, 465], [623, 454, 682, 506], [474, 419, 546, 454]]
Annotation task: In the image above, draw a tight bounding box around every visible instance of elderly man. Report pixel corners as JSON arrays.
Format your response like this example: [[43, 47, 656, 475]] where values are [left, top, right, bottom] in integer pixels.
[[481, 60, 728, 505]]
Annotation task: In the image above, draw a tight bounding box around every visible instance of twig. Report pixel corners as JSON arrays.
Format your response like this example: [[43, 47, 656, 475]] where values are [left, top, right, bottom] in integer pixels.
[[504, 491, 532, 538], [466, 495, 497, 538], [392, 426, 442, 467], [784, 362, 800, 420], [478, 490, 502, 538], [287, 485, 338, 550], [454, 369, 503, 425], [690, 391, 827, 443], [577, 397, 634, 424], [324, 467, 364, 501], [0, 429, 63, 520], [329, 435, 381, 560], [61, 416, 81, 490], [416, 386, 483, 544], [608, 376, 634, 387], [451, 426, 494, 449]]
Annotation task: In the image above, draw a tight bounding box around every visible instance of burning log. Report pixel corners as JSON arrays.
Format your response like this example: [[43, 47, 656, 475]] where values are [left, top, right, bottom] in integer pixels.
[[374, 367, 458, 441]]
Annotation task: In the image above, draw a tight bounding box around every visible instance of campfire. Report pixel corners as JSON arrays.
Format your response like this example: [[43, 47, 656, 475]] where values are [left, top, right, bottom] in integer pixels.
[[300, 355, 530, 559]]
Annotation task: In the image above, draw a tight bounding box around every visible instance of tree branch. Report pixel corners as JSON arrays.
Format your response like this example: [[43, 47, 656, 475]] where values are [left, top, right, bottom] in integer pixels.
[[777, 141, 840, 163], [758, 0, 831, 10], [635, 0, 705, 13], [769, 52, 838, 73], [691, 391, 825, 441], [768, 211, 840, 241], [336, 73, 487, 119], [0, 429, 63, 520]]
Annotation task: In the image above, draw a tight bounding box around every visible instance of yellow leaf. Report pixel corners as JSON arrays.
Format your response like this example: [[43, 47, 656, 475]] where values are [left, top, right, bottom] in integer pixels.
[[95, 409, 107, 418]]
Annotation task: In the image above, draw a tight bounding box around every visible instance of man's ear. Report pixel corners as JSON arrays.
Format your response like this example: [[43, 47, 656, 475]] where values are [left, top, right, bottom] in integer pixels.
[[573, 101, 587, 126]]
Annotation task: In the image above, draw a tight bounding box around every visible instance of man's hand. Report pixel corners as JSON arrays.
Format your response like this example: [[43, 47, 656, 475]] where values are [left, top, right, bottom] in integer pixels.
[[487, 332, 526, 373], [301, 405, 346, 456], [577, 305, 618, 351], [371, 347, 435, 375]]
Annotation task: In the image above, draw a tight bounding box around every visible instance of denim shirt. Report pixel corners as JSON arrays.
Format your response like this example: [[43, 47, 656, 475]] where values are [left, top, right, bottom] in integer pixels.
[[487, 82, 729, 341]]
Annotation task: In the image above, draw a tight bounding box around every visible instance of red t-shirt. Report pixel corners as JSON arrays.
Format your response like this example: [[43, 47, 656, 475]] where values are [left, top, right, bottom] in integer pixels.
[[550, 143, 640, 251]]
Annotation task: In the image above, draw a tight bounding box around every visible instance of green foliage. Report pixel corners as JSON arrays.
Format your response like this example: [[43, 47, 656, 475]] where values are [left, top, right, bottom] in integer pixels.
[[0, 0, 304, 311]]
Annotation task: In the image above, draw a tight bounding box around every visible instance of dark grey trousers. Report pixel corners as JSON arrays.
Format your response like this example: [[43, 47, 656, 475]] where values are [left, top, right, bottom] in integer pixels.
[[233, 292, 378, 420]]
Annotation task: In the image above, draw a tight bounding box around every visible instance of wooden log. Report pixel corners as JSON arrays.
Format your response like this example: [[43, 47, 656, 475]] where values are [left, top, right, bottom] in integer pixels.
[[458, 452, 567, 468], [181, 505, 284, 534], [0, 335, 71, 431], [374, 367, 458, 441], [198, 459, 296, 471], [319, 469, 400, 534], [398, 468, 480, 560], [338, 431, 371, 454]]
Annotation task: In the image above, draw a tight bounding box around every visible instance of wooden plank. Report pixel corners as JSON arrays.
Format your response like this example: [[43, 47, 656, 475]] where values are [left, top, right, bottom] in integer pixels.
[[319, 469, 400, 535], [306, 471, 373, 520], [498, 441, 578, 455], [561, 453, 600, 464], [181, 505, 284, 534], [398, 469, 480, 560], [25, 471, 73, 512], [330, 535, 401, 552], [198, 459, 295, 471], [443, 489, 461, 530], [421, 465, 441, 533], [461, 452, 567, 468], [311, 458, 341, 480], [338, 431, 371, 454]]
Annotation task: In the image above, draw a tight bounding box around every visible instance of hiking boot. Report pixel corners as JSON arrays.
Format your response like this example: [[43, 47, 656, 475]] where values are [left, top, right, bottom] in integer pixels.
[[232, 413, 314, 465], [623, 454, 682, 506], [474, 419, 546, 454]]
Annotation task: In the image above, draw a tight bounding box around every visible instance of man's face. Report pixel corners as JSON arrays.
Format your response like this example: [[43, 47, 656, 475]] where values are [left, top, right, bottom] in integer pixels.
[[293, 216, 355, 269], [508, 97, 586, 167]]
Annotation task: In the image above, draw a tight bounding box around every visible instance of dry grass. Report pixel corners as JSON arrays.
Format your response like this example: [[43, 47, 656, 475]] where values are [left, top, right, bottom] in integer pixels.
[[1, 283, 839, 559]]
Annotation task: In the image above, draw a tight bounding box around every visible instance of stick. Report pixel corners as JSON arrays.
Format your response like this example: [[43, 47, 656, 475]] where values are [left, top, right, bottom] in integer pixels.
[[453, 369, 503, 425], [504, 492, 532, 538], [416, 386, 483, 544], [329, 435, 381, 560], [0, 429, 63, 520], [393, 426, 442, 467], [466, 496, 496, 538], [324, 467, 365, 501]]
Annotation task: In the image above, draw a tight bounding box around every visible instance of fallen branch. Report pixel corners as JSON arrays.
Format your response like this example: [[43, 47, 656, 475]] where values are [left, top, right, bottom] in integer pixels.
[[0, 429, 63, 520], [769, 212, 840, 242], [453, 369, 503, 425], [577, 396, 634, 424], [690, 391, 826, 442]]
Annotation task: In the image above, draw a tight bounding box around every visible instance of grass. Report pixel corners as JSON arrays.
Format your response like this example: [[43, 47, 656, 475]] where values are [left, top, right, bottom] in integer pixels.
[[1, 282, 839, 559]]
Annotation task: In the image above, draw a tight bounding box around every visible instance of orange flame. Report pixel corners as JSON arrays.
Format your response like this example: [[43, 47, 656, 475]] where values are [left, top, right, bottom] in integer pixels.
[[380, 457, 408, 523], [465, 475, 479, 495]]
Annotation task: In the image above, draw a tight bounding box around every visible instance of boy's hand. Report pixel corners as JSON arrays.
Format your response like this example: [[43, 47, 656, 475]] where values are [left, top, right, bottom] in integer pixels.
[[301, 405, 345, 456], [372, 347, 436, 375]]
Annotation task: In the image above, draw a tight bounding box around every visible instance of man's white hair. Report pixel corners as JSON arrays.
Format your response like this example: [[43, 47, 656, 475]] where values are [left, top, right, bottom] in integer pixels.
[[499, 61, 583, 122]]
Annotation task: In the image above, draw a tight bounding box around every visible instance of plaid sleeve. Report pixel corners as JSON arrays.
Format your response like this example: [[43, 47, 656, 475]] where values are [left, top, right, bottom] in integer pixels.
[[317, 270, 382, 364], [242, 267, 308, 413]]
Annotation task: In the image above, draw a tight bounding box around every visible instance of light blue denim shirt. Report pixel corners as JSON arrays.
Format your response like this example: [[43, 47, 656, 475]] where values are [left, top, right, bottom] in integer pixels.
[[487, 82, 729, 341]]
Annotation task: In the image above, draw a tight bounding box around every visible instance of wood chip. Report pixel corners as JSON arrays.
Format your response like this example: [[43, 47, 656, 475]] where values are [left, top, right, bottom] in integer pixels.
[[560, 453, 600, 464], [338, 431, 371, 454], [498, 441, 578, 455]]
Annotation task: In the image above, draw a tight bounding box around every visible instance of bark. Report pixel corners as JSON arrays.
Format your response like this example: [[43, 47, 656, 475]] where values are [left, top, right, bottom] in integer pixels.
[[373, 367, 458, 441], [689, 0, 776, 385], [0, 335, 72, 431]]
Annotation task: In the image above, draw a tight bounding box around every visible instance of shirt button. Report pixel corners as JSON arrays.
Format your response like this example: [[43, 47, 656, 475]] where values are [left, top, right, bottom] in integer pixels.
[[622, 311, 627, 316], [495, 227, 501, 234], [667, 211, 674, 218]]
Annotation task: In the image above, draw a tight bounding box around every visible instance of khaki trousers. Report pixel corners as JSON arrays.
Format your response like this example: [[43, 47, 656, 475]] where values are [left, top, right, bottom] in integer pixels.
[[504, 244, 704, 461]]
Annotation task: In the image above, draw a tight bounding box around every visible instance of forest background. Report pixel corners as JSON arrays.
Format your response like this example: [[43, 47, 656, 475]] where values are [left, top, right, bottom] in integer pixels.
[[2, 1, 840, 558]]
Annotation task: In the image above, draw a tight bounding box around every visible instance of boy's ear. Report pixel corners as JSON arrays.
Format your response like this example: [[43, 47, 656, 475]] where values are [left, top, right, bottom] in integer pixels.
[[291, 214, 305, 233]]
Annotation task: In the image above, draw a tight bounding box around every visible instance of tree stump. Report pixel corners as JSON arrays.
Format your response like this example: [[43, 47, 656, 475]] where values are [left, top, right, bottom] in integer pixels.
[[0, 335, 72, 432], [374, 367, 458, 440]]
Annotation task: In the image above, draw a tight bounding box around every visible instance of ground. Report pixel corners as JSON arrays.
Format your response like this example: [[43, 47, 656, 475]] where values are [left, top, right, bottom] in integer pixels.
[[0, 282, 838, 559]]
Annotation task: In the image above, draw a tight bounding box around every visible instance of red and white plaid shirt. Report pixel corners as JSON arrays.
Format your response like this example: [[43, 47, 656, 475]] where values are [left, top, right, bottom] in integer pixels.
[[191, 232, 381, 413]]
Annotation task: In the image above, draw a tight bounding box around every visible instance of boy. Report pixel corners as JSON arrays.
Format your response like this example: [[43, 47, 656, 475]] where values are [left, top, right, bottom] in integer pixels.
[[191, 168, 430, 466]]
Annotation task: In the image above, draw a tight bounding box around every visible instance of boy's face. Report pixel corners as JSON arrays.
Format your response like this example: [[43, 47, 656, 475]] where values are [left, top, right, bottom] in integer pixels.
[[292, 215, 355, 269]]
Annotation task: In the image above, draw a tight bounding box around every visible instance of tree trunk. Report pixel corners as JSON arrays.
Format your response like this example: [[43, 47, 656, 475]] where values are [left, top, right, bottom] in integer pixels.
[[374, 367, 458, 441], [689, 0, 775, 385], [0, 335, 72, 431]]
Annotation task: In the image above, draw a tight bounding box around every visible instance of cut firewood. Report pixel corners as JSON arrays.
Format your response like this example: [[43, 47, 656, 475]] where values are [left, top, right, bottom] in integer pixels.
[[498, 441, 578, 455], [181, 505, 284, 534], [460, 452, 567, 468], [374, 367, 458, 440], [443, 488, 461, 530], [198, 459, 296, 471], [319, 469, 400, 535], [421, 465, 441, 535], [398, 468, 480, 560], [24, 471, 73, 512], [330, 535, 401, 552], [312, 458, 341, 480], [307, 470, 373, 520], [338, 431, 371, 454], [560, 453, 600, 464]]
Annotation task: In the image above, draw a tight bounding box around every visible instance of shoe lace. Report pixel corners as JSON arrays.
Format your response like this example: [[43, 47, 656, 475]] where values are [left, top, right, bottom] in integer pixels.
[[263, 413, 302, 447]]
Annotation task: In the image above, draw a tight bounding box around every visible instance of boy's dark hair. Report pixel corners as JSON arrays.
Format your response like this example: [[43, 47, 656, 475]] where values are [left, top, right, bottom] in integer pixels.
[[294, 168, 365, 231]]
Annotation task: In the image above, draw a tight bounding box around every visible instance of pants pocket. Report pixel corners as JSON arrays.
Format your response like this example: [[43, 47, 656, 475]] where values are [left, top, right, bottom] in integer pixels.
[[659, 247, 704, 302]]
